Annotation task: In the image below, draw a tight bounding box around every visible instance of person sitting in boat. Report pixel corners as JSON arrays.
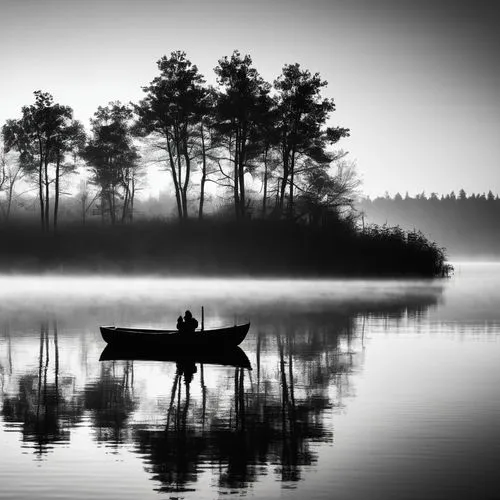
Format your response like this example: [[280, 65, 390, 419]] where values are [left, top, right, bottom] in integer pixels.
[[183, 310, 198, 334], [176, 315, 184, 332]]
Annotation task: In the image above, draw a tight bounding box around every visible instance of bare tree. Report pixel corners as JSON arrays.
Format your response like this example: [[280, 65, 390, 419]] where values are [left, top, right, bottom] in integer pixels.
[[296, 158, 361, 226]]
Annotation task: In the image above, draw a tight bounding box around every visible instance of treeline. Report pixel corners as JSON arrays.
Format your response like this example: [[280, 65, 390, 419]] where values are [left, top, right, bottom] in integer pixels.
[[1, 50, 355, 229], [359, 190, 500, 258], [0, 50, 451, 276]]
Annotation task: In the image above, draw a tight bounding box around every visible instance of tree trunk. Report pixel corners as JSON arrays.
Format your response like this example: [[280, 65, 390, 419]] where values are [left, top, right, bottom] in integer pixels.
[[53, 154, 60, 231], [100, 191, 105, 224], [288, 146, 296, 218], [166, 138, 183, 220], [233, 129, 240, 219], [44, 154, 50, 230], [38, 141, 45, 231], [121, 188, 129, 223], [182, 135, 191, 220], [198, 122, 207, 220], [121, 173, 130, 223], [6, 182, 14, 221], [129, 176, 135, 222], [238, 124, 247, 218], [108, 190, 115, 225], [262, 147, 269, 216], [174, 124, 187, 219], [279, 148, 289, 211]]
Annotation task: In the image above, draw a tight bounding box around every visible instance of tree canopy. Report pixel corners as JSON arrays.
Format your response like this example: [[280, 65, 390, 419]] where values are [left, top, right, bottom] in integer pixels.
[[3, 50, 354, 228]]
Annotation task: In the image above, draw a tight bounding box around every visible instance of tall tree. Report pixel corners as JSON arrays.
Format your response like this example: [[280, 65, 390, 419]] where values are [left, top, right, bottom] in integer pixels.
[[3, 91, 83, 231], [83, 102, 140, 224], [190, 86, 219, 220], [136, 51, 207, 220], [51, 119, 86, 229], [273, 64, 349, 216], [214, 50, 272, 219]]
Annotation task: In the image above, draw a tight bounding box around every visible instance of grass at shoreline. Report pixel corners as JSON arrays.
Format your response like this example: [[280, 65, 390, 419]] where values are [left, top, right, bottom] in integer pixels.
[[0, 219, 451, 277]]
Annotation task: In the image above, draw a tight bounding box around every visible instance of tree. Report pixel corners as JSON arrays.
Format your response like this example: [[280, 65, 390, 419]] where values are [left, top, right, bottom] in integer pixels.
[[136, 51, 207, 220], [273, 64, 349, 216], [83, 102, 141, 224], [213, 50, 272, 219], [51, 119, 86, 229], [250, 93, 280, 216], [0, 141, 25, 221], [297, 160, 360, 226], [3, 91, 83, 230]]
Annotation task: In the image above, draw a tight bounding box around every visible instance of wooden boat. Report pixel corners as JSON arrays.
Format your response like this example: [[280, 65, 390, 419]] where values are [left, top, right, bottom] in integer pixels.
[[99, 322, 250, 348], [99, 344, 251, 369]]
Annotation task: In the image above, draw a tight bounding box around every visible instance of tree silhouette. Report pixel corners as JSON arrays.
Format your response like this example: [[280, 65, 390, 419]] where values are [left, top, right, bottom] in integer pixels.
[[83, 102, 141, 224], [273, 63, 349, 216], [213, 50, 272, 219], [136, 51, 208, 220], [2, 91, 83, 231]]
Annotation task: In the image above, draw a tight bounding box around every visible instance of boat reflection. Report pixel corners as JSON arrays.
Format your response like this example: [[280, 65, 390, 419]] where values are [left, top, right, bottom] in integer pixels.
[[99, 344, 252, 369]]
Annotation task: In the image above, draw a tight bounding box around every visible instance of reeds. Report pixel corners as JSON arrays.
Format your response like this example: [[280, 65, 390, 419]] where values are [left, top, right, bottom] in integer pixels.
[[0, 219, 450, 277]]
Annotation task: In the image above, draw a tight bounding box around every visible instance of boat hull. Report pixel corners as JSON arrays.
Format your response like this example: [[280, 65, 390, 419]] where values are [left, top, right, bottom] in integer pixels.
[[99, 344, 251, 369], [99, 322, 250, 348]]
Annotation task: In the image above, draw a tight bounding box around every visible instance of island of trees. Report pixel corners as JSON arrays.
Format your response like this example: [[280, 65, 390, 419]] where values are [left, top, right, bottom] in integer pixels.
[[0, 50, 449, 276]]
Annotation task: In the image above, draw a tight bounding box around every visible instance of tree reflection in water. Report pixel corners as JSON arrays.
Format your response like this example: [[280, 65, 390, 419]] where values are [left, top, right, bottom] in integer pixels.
[[114, 317, 361, 494], [1, 321, 83, 456], [0, 286, 442, 493], [84, 360, 137, 444]]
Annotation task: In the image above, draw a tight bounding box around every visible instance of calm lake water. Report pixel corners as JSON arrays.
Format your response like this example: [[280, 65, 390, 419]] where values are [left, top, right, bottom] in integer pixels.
[[0, 263, 499, 500]]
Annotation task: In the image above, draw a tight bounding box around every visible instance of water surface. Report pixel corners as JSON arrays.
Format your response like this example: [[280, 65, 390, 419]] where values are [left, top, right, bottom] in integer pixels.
[[0, 264, 499, 499]]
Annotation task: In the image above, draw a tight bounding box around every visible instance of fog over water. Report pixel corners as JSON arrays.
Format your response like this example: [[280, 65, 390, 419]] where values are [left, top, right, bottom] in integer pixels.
[[0, 263, 499, 499]]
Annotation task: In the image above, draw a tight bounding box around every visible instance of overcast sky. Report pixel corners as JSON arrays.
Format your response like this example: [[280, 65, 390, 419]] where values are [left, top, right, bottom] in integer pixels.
[[1, 0, 499, 197]]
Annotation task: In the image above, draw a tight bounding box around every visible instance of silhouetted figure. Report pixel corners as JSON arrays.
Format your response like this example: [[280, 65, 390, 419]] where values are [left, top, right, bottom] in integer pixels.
[[183, 310, 198, 334], [176, 315, 184, 332], [176, 361, 197, 384]]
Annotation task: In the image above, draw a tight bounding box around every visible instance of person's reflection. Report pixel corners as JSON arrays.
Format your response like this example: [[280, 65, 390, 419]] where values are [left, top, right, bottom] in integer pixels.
[[176, 361, 197, 385]]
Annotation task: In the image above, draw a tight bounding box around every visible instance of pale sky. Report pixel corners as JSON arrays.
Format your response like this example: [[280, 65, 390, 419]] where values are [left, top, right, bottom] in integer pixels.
[[1, 0, 499, 197]]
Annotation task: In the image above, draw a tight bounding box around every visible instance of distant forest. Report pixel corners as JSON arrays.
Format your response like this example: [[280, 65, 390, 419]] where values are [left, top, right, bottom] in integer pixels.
[[359, 190, 500, 259], [0, 50, 449, 276]]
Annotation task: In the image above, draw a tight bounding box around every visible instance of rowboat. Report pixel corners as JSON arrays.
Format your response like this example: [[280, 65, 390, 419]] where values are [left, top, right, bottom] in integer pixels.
[[99, 344, 251, 369], [99, 322, 250, 348]]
